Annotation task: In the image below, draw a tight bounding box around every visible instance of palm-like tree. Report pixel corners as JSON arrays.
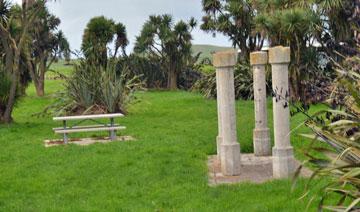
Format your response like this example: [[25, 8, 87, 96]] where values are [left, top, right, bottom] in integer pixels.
[[81, 16, 128, 67], [201, 0, 263, 60], [114, 23, 128, 58], [0, 0, 10, 23], [0, 0, 50, 123], [56, 31, 71, 63], [134, 15, 196, 90], [81, 16, 115, 68], [24, 4, 70, 96]]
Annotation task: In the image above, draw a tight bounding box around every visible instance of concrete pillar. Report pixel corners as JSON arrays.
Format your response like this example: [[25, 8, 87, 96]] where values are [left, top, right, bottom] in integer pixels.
[[269, 46, 296, 178], [213, 51, 241, 176], [216, 69, 222, 160], [250, 52, 271, 156]]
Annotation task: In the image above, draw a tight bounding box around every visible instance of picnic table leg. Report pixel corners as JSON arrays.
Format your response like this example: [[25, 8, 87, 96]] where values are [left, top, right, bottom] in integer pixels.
[[110, 118, 116, 141], [63, 120, 68, 144]]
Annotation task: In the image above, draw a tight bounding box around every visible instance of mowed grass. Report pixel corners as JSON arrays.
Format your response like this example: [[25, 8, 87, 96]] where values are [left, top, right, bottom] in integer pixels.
[[47, 60, 75, 79], [0, 78, 329, 211]]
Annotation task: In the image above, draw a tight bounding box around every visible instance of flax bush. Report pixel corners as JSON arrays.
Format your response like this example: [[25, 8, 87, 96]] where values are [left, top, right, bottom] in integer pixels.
[[44, 60, 143, 116], [299, 56, 360, 211]]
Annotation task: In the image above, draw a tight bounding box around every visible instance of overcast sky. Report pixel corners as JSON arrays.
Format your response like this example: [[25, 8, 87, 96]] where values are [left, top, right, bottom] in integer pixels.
[[14, 0, 232, 54]]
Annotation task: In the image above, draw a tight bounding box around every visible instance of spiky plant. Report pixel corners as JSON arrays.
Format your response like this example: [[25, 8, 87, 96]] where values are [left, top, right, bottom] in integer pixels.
[[43, 60, 143, 116], [299, 56, 360, 211]]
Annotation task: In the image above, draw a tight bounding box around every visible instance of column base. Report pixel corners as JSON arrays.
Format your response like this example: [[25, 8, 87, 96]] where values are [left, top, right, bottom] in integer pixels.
[[272, 147, 296, 178], [216, 136, 222, 160], [220, 142, 241, 176], [253, 128, 271, 156]]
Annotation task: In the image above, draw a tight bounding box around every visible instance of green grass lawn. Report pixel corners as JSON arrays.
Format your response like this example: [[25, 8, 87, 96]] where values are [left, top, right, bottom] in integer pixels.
[[47, 60, 75, 79], [0, 79, 329, 211]]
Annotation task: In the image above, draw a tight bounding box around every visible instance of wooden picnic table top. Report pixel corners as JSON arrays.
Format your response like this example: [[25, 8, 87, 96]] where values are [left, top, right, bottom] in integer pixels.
[[53, 113, 124, 121]]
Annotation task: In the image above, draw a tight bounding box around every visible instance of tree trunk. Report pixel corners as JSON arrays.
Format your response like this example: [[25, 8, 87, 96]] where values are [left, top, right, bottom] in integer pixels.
[[167, 68, 177, 90], [5, 48, 13, 74], [35, 80, 45, 97], [3, 50, 21, 123], [26, 51, 47, 97], [36, 56, 46, 96]]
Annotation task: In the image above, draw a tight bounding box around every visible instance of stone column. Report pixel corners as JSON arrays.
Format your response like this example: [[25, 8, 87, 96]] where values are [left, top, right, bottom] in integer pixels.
[[269, 46, 295, 178], [250, 51, 271, 156], [213, 51, 241, 176], [216, 68, 223, 160]]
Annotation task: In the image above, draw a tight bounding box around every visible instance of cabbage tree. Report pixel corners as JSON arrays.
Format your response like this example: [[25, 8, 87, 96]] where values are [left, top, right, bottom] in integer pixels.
[[134, 14, 196, 90]]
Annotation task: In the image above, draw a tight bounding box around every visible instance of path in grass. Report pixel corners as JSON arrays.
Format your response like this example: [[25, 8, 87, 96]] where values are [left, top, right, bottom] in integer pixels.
[[0, 80, 325, 211]]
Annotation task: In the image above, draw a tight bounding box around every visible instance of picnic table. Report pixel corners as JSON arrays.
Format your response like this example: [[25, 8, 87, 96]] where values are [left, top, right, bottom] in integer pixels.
[[53, 113, 126, 144]]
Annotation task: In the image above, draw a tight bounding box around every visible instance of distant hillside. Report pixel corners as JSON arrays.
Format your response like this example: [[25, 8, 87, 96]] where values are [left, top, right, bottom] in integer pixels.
[[192, 44, 234, 62]]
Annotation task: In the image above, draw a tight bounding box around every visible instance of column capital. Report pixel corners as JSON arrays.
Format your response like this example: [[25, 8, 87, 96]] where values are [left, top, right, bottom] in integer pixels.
[[269, 46, 290, 64], [250, 51, 268, 65], [213, 50, 237, 68]]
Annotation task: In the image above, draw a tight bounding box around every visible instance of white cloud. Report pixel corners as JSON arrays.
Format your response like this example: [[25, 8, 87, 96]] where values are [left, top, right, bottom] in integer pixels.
[[11, 0, 22, 5]]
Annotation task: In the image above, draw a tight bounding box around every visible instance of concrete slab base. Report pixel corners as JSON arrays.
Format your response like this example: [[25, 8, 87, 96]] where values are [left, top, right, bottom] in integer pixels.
[[208, 154, 312, 186], [44, 136, 135, 147]]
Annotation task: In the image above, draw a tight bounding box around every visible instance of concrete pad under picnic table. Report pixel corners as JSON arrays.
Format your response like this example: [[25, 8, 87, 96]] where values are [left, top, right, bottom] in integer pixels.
[[44, 136, 135, 147]]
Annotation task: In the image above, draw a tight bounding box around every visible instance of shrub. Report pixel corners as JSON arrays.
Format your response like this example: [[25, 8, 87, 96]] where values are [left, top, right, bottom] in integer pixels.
[[44, 60, 143, 116], [178, 68, 202, 90], [299, 56, 360, 211], [193, 62, 272, 100], [118, 54, 167, 89], [199, 64, 215, 74], [119, 54, 201, 90]]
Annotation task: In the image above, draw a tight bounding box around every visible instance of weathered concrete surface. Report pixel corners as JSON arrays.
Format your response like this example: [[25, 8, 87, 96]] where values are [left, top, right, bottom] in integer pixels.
[[253, 129, 271, 156], [216, 67, 223, 160], [208, 155, 312, 186], [269, 46, 296, 178], [214, 50, 241, 176], [269, 46, 291, 64], [251, 51, 271, 156], [44, 136, 135, 147], [213, 50, 238, 68]]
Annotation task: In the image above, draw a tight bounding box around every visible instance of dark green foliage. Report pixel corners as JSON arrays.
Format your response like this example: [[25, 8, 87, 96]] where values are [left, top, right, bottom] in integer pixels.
[[0, 67, 11, 113], [118, 54, 167, 89], [118, 54, 201, 90], [178, 68, 202, 90]]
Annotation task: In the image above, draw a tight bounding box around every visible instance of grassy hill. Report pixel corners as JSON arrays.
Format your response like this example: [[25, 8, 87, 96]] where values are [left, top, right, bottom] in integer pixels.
[[192, 44, 235, 62]]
